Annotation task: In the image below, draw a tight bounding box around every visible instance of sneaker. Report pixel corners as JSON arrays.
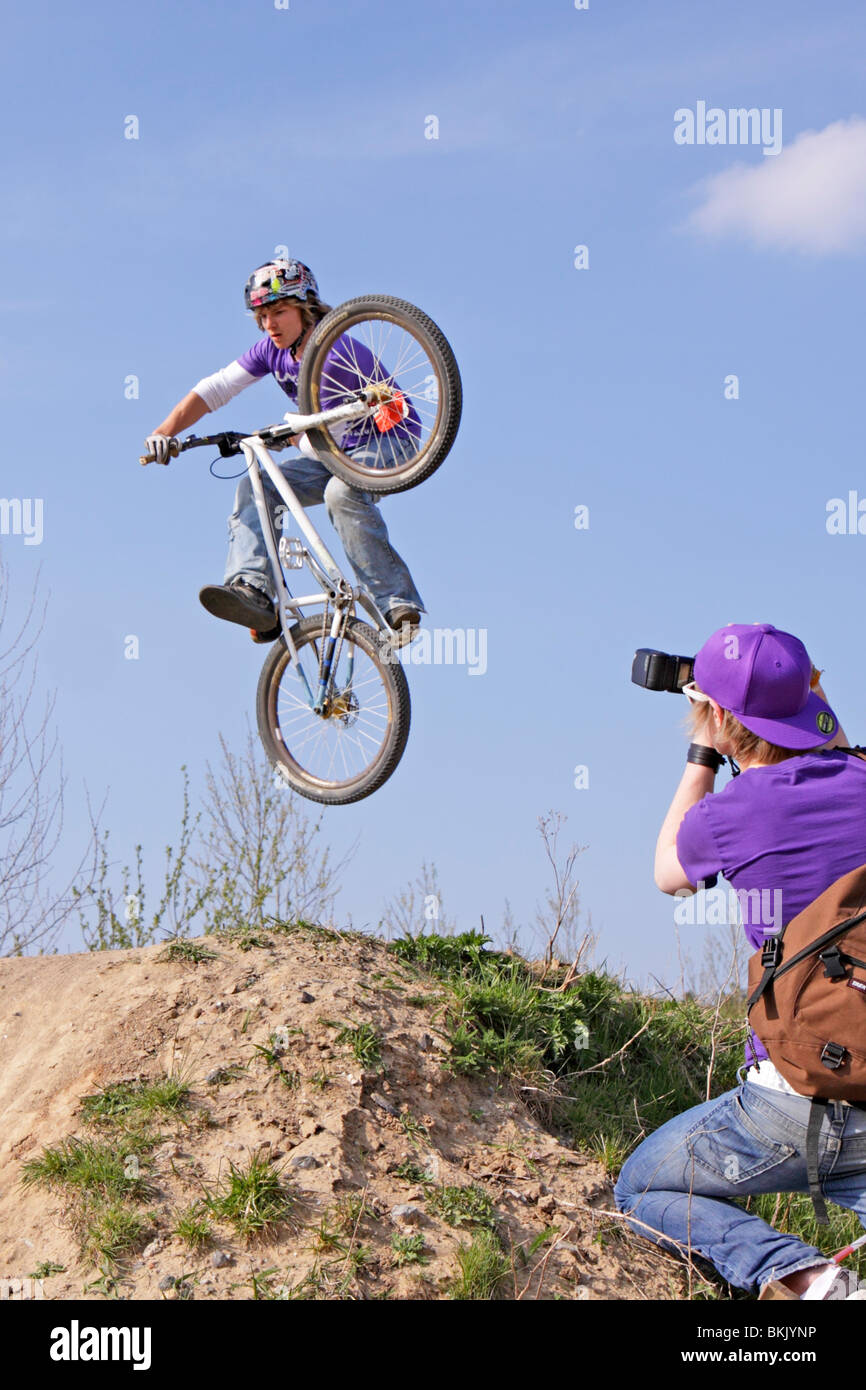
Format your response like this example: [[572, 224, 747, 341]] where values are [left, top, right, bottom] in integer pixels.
[[387, 602, 421, 647], [801, 1265, 861, 1300], [199, 579, 276, 632], [250, 622, 281, 645]]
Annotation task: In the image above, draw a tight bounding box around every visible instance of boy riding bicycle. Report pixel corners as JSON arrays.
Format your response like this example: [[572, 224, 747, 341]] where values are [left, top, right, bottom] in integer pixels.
[[144, 258, 425, 644]]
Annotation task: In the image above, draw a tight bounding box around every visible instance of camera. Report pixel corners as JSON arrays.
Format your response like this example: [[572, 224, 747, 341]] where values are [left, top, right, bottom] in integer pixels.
[[631, 649, 695, 694]]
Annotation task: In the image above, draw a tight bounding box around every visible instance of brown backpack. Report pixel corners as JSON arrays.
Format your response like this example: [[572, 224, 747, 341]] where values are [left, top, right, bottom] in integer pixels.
[[746, 857, 866, 1219]]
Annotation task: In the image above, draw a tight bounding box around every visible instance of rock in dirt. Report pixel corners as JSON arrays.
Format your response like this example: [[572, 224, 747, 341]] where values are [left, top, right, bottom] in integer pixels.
[[390, 1204, 425, 1227], [370, 1092, 398, 1116]]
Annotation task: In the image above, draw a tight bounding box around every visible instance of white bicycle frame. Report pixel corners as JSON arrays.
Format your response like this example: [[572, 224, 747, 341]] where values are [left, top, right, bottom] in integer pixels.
[[239, 392, 399, 674]]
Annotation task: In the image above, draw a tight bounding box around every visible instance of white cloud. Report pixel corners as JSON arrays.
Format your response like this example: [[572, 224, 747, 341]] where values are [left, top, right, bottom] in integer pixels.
[[684, 116, 866, 254]]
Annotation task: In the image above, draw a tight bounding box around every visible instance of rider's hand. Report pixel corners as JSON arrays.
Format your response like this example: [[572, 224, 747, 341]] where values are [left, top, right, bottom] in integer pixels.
[[143, 433, 176, 466]]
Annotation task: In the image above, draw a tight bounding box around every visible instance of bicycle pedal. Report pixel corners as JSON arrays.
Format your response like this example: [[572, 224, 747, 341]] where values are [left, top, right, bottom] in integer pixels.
[[386, 620, 420, 650]]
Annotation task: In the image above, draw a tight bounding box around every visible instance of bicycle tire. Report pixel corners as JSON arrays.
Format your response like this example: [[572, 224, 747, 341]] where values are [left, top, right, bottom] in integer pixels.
[[297, 294, 462, 495], [256, 614, 411, 805]]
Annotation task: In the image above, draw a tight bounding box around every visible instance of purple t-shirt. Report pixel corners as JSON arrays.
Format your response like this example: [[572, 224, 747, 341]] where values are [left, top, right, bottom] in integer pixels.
[[237, 333, 421, 451], [677, 749, 866, 1061]]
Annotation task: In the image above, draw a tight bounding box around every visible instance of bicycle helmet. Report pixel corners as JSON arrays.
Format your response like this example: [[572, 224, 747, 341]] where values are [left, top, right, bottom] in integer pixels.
[[244, 258, 319, 311]]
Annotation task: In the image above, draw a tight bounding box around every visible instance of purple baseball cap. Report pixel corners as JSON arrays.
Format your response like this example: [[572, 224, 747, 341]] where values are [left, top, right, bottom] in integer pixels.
[[693, 624, 839, 750]]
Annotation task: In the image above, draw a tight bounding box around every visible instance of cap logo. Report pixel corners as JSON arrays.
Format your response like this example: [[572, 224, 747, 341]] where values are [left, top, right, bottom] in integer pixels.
[[816, 711, 835, 735]]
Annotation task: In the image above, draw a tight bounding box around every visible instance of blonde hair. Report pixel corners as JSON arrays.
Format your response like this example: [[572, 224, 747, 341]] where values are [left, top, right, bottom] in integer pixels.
[[254, 295, 333, 334], [687, 685, 824, 765]]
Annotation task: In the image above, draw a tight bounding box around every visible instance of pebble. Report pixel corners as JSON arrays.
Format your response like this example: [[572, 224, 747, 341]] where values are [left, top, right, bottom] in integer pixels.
[[141, 1239, 165, 1259], [298, 990, 315, 1004], [390, 1204, 425, 1227], [158, 1275, 176, 1291], [289, 1154, 320, 1170], [211, 1251, 233, 1269], [369, 1092, 397, 1116]]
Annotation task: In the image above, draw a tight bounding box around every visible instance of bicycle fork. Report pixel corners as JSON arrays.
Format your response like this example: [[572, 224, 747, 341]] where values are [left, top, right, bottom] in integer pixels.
[[313, 606, 354, 714]]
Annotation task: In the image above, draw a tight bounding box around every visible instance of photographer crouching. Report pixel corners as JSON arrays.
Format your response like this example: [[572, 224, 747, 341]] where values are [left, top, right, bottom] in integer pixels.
[[615, 623, 866, 1301]]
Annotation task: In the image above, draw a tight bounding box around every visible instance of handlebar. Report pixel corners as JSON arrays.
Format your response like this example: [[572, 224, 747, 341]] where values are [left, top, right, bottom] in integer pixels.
[[139, 384, 398, 465], [139, 424, 295, 466]]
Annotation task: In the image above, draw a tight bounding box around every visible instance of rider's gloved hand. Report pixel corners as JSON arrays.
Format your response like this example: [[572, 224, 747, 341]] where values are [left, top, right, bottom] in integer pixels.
[[143, 433, 176, 466]]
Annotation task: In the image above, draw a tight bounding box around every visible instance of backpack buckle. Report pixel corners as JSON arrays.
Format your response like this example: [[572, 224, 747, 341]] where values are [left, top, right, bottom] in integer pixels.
[[761, 936, 782, 969], [820, 1041, 847, 1071], [819, 945, 848, 980]]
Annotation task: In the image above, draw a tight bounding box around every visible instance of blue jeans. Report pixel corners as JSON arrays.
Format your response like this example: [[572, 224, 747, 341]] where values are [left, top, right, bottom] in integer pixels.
[[614, 1076, 866, 1292], [223, 447, 424, 614]]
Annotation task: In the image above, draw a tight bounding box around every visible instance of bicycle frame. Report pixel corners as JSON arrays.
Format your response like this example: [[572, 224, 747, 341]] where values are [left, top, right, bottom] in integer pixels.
[[239, 400, 392, 714]]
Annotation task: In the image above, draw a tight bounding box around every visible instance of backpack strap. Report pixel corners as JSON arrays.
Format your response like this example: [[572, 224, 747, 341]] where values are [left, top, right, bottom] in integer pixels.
[[746, 933, 785, 1011], [806, 1099, 830, 1225]]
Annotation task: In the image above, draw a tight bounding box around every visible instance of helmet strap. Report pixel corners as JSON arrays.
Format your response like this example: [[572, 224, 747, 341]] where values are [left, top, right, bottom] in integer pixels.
[[288, 325, 305, 360]]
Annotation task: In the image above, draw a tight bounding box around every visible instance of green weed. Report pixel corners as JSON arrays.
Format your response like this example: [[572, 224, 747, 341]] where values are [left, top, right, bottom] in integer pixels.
[[391, 1233, 429, 1267], [80, 1076, 190, 1126], [333, 1021, 382, 1068], [204, 1153, 297, 1241], [21, 1136, 151, 1202], [426, 1184, 496, 1229], [448, 1229, 509, 1300], [158, 939, 218, 964], [28, 1261, 66, 1279], [173, 1203, 213, 1251]]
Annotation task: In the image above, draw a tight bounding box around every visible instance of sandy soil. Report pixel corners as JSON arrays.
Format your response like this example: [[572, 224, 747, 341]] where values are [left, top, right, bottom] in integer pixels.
[[0, 928, 689, 1301]]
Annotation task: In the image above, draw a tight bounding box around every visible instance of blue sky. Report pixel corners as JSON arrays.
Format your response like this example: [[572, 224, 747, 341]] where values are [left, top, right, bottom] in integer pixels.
[[3, 0, 866, 986]]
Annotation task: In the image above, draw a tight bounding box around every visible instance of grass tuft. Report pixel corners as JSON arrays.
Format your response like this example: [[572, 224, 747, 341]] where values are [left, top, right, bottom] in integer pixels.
[[157, 939, 218, 964], [173, 1203, 214, 1250], [448, 1229, 509, 1300], [204, 1153, 297, 1241]]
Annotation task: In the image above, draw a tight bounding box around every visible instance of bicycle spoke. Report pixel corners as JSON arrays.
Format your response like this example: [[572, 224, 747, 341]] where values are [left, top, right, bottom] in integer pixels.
[[313, 316, 442, 473], [271, 633, 393, 788]]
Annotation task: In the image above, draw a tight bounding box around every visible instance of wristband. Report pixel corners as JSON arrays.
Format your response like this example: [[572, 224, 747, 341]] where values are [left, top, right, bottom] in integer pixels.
[[687, 743, 725, 772]]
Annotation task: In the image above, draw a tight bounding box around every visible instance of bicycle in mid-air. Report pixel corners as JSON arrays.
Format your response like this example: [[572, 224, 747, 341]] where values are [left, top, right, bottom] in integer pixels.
[[141, 295, 462, 805]]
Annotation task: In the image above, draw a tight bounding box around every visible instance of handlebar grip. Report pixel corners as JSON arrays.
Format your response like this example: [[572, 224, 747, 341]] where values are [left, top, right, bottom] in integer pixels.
[[139, 439, 181, 466]]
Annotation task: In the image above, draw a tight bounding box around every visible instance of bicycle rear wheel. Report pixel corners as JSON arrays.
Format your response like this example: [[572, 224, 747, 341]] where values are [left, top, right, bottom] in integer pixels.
[[297, 294, 461, 495], [256, 614, 411, 805]]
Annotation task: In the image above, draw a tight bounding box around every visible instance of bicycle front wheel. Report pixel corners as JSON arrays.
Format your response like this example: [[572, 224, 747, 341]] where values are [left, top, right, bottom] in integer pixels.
[[297, 294, 462, 494], [256, 614, 411, 805]]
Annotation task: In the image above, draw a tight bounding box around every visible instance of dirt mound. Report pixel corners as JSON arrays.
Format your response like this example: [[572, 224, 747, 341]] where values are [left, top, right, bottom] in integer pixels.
[[0, 927, 685, 1300]]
